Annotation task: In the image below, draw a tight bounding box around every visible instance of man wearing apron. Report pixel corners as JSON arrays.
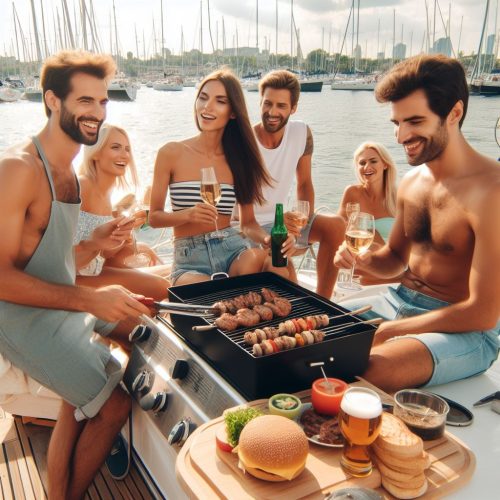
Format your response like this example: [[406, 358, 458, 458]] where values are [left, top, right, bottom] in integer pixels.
[[0, 51, 151, 499]]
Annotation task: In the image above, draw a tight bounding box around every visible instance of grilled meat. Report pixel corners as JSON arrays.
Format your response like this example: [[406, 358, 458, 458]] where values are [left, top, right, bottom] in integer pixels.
[[252, 304, 273, 321], [236, 308, 261, 327], [252, 330, 325, 356], [261, 287, 279, 303], [214, 313, 239, 331]]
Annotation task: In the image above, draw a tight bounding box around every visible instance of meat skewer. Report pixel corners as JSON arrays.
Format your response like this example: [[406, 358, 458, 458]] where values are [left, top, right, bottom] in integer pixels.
[[212, 288, 279, 315], [253, 330, 326, 357], [243, 306, 373, 345]]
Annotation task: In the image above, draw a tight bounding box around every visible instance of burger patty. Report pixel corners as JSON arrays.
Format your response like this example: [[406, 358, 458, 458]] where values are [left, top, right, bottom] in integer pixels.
[[300, 408, 343, 445]]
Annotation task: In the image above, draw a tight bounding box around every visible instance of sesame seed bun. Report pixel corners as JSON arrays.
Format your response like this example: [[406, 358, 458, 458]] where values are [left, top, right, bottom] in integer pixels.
[[237, 415, 309, 481]]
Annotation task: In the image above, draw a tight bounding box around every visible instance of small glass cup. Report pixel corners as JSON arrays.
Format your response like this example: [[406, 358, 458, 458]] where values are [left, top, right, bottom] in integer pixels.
[[339, 387, 382, 477], [311, 378, 348, 416]]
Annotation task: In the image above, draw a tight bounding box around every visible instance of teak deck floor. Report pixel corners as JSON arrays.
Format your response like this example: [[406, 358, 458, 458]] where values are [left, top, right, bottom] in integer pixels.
[[0, 408, 157, 499]]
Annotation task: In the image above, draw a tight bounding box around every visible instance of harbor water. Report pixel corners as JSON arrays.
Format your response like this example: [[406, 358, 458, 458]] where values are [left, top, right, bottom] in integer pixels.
[[1, 86, 498, 211]]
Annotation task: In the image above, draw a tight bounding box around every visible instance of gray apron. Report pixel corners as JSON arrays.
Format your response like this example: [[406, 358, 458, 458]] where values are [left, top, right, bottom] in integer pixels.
[[0, 136, 123, 421]]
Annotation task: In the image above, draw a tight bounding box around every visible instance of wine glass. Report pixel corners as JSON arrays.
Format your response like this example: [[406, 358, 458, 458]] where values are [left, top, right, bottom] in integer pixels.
[[121, 203, 153, 267], [289, 200, 310, 249], [337, 212, 375, 291], [200, 167, 223, 238], [346, 202, 360, 222]]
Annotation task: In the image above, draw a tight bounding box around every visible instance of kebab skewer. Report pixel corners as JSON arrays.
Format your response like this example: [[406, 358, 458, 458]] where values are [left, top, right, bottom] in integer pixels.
[[243, 306, 372, 345], [252, 317, 383, 357]]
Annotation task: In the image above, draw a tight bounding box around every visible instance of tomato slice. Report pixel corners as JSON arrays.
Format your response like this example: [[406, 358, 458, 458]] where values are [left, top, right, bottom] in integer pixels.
[[269, 339, 280, 353], [291, 318, 300, 333], [306, 318, 314, 330]]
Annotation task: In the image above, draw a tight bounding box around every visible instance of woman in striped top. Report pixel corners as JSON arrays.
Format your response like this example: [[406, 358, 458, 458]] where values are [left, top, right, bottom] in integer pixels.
[[150, 69, 295, 285]]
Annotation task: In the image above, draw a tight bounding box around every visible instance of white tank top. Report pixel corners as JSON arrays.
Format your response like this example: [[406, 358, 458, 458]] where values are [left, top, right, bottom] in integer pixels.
[[254, 120, 307, 225]]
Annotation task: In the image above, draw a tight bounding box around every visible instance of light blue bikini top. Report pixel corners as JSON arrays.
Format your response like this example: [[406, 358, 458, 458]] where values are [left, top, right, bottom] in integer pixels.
[[169, 181, 236, 215], [375, 217, 395, 242]]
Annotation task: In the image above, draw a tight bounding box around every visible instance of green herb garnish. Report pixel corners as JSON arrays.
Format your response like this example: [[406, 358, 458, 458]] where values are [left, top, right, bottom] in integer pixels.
[[224, 407, 263, 447]]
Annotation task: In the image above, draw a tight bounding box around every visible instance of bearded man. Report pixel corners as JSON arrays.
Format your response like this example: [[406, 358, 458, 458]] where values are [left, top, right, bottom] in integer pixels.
[[0, 51, 150, 498], [335, 54, 500, 393], [246, 70, 345, 299]]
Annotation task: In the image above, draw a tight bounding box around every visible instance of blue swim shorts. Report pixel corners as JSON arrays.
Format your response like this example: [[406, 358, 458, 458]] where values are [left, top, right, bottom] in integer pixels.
[[170, 226, 251, 284], [340, 285, 500, 386]]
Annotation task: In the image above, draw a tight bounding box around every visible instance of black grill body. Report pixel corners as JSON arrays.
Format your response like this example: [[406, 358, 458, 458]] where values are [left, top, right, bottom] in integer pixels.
[[162, 273, 375, 400]]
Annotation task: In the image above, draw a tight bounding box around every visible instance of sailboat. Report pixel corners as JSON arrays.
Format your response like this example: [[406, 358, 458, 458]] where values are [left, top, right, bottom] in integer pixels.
[[469, 0, 500, 95], [107, 0, 137, 101]]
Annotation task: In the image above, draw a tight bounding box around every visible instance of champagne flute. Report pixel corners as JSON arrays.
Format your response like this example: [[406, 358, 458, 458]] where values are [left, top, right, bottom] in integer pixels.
[[289, 200, 310, 249], [337, 212, 375, 291], [200, 167, 223, 238]]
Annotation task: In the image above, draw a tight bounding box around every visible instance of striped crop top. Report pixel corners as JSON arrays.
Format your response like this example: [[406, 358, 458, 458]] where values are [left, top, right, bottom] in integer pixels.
[[169, 181, 236, 216]]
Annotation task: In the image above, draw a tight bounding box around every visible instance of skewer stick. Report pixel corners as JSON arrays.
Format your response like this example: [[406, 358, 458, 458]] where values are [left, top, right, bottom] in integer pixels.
[[327, 317, 383, 334], [192, 305, 375, 332]]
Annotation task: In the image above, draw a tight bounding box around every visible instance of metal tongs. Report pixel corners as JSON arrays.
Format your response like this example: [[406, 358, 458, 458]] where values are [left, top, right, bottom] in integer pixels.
[[139, 297, 217, 317]]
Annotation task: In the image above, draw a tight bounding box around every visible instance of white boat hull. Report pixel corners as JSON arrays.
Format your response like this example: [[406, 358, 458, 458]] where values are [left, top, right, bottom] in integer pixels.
[[0, 87, 22, 102]]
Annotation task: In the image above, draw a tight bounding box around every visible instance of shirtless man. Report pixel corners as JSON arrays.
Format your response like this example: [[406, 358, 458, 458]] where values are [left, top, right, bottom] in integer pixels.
[[252, 70, 345, 299], [0, 51, 150, 499], [335, 54, 500, 393]]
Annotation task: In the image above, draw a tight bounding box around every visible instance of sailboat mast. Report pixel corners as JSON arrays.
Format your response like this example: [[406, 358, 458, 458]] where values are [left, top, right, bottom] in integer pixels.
[[61, 0, 76, 49], [275, 0, 278, 68], [81, 0, 88, 50], [290, 0, 293, 71], [12, 2, 20, 62], [39, 0, 49, 57], [113, 0, 120, 65], [29, 0, 43, 61], [471, 0, 490, 80], [160, 0, 165, 73]]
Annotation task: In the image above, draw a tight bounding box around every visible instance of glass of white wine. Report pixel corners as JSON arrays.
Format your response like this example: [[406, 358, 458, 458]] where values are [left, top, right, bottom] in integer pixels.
[[337, 212, 375, 291], [122, 204, 153, 268], [200, 167, 223, 238], [289, 200, 310, 249]]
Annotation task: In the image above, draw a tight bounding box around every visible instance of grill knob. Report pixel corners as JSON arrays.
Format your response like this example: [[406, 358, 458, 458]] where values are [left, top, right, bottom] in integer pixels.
[[132, 370, 153, 395], [168, 419, 196, 446], [171, 359, 189, 380], [139, 392, 169, 413], [129, 325, 152, 343]]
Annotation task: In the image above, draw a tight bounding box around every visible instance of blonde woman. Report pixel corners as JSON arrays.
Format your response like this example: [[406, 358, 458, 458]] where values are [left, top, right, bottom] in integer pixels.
[[338, 141, 397, 245], [337, 142, 399, 285], [76, 123, 169, 300]]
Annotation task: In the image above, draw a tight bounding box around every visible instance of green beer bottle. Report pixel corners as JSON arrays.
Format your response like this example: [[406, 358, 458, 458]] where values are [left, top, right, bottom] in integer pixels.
[[271, 203, 288, 267]]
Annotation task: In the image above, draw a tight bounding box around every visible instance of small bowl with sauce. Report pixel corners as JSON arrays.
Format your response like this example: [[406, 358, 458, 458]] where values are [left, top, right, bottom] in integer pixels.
[[393, 389, 449, 440], [268, 394, 302, 419], [311, 378, 348, 416]]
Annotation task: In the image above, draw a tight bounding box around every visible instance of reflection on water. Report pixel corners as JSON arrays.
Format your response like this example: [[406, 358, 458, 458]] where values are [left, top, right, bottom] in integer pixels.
[[1, 87, 498, 258]]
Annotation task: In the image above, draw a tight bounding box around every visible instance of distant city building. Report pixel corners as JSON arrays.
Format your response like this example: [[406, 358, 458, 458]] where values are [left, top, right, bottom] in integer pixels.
[[486, 34, 496, 55], [354, 44, 362, 60], [222, 47, 258, 57], [377, 51, 385, 61], [432, 37, 452, 57], [393, 43, 406, 60]]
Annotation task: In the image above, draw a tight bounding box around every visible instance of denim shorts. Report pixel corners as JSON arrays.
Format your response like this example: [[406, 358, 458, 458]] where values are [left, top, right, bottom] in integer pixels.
[[341, 285, 500, 386], [171, 227, 251, 284]]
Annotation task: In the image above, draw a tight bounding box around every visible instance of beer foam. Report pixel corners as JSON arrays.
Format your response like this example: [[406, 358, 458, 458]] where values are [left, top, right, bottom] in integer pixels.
[[341, 389, 382, 419]]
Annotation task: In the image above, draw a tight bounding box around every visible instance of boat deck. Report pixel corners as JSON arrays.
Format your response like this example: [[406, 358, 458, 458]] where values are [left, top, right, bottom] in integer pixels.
[[0, 408, 155, 499]]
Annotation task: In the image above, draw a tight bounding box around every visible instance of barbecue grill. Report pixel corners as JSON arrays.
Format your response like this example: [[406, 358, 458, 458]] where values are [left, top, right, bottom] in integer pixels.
[[163, 272, 376, 400]]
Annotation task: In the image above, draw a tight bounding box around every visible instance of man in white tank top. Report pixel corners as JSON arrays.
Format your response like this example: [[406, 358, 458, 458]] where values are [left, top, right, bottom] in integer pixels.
[[253, 70, 345, 299]]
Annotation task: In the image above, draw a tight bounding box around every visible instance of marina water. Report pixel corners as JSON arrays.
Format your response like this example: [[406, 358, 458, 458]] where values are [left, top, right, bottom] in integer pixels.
[[1, 86, 498, 213]]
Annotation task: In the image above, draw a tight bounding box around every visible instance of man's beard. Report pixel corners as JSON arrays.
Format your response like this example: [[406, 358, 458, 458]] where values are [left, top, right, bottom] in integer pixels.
[[261, 112, 290, 133], [59, 103, 101, 146], [406, 120, 448, 166]]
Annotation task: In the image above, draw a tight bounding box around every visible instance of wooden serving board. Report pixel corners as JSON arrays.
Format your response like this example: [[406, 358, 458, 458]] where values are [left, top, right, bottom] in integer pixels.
[[176, 383, 476, 499]]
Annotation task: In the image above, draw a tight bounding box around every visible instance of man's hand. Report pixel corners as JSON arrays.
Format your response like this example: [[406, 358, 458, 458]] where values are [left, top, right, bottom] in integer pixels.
[[372, 321, 399, 346], [84, 285, 151, 323], [284, 211, 304, 238], [334, 241, 373, 270], [262, 234, 297, 259]]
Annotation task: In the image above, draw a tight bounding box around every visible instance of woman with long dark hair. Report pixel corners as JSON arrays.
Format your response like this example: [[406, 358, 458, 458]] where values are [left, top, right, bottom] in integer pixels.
[[149, 68, 290, 285]]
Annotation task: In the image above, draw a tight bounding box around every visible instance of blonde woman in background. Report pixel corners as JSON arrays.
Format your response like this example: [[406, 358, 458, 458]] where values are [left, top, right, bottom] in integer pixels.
[[337, 142, 399, 285], [76, 123, 170, 300]]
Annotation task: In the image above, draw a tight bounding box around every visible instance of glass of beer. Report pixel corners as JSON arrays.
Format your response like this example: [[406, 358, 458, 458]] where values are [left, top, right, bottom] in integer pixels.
[[339, 387, 382, 477]]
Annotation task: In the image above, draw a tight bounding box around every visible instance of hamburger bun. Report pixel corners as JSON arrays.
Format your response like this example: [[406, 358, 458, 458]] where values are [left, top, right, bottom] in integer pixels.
[[238, 415, 309, 481], [375, 413, 423, 457], [382, 477, 429, 499]]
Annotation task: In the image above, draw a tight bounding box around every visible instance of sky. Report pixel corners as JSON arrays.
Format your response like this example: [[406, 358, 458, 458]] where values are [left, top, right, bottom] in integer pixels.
[[0, 0, 497, 61]]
